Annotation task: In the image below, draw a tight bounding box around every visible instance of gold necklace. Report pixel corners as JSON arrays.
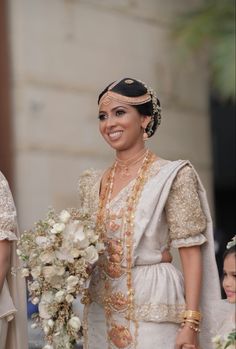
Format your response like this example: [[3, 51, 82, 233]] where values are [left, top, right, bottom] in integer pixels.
[[115, 148, 147, 177], [96, 149, 156, 349]]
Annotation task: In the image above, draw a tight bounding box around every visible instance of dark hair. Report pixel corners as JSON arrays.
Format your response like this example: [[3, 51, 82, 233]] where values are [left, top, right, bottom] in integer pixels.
[[98, 78, 161, 138], [223, 245, 236, 261]]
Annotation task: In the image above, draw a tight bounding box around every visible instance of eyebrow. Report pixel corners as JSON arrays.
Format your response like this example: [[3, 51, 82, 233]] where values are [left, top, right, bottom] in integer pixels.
[[99, 105, 129, 114]]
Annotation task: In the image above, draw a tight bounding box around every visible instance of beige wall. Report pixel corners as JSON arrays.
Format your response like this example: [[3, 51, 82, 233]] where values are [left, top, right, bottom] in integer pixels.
[[8, 0, 212, 230]]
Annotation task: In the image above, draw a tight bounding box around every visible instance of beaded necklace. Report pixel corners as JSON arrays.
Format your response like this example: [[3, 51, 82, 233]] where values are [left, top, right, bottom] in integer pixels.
[[96, 149, 156, 349]]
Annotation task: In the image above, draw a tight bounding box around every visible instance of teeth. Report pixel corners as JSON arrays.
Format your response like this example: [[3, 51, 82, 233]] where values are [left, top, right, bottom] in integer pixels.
[[108, 131, 123, 140]]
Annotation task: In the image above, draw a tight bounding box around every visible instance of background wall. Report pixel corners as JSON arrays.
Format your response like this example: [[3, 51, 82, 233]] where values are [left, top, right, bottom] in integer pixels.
[[7, 0, 212, 230]]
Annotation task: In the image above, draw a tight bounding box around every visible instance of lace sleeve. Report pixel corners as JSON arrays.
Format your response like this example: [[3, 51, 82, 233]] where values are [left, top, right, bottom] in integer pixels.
[[165, 165, 207, 247], [0, 172, 17, 241], [78, 169, 102, 215]]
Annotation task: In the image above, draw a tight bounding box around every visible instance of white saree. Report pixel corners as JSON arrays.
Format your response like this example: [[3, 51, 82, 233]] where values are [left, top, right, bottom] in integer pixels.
[[78, 159, 221, 349]]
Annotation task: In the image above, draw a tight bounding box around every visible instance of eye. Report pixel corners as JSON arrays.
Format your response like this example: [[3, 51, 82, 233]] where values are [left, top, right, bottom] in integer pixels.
[[115, 109, 125, 117], [98, 113, 107, 121]]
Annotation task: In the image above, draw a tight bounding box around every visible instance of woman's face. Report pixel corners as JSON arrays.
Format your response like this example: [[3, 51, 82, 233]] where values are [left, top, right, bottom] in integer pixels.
[[98, 100, 150, 153], [222, 253, 236, 303]]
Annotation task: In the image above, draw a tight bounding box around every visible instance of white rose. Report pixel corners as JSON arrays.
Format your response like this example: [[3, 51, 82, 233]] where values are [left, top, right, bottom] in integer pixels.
[[96, 241, 105, 253], [21, 268, 30, 277], [52, 223, 65, 233], [31, 323, 37, 329], [42, 266, 57, 279], [31, 266, 41, 278], [30, 281, 40, 291], [65, 294, 74, 303], [71, 248, 80, 258], [35, 236, 49, 247], [87, 229, 98, 243], [55, 290, 65, 302], [40, 251, 55, 263], [84, 245, 99, 264], [66, 275, 79, 287], [43, 324, 50, 334], [47, 319, 54, 328], [31, 297, 39, 305], [59, 210, 71, 223], [64, 221, 89, 248], [68, 316, 81, 330], [38, 292, 54, 319], [48, 219, 55, 226]]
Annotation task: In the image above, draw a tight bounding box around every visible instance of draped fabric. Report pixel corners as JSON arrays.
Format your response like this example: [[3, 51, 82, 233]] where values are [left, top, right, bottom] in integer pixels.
[[78, 159, 221, 349], [0, 171, 28, 349]]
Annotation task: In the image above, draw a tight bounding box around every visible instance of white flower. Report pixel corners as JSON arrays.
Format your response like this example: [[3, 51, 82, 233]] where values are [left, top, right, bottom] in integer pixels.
[[48, 219, 55, 226], [59, 210, 71, 223], [40, 251, 55, 263], [43, 324, 50, 334], [96, 241, 105, 253], [52, 223, 65, 233], [47, 319, 54, 328], [84, 245, 99, 264], [31, 297, 39, 305], [43, 345, 53, 349], [31, 323, 37, 329], [55, 290, 65, 302], [86, 229, 99, 243], [65, 294, 74, 303], [16, 249, 22, 256], [42, 266, 57, 279], [38, 292, 54, 319], [68, 316, 81, 330], [212, 335, 222, 344], [21, 268, 30, 277], [35, 236, 49, 247], [31, 266, 41, 278], [64, 221, 89, 248], [66, 275, 79, 287], [30, 281, 40, 291]]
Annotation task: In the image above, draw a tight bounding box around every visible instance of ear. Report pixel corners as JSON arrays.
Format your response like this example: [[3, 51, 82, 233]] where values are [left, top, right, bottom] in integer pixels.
[[140, 115, 152, 130]]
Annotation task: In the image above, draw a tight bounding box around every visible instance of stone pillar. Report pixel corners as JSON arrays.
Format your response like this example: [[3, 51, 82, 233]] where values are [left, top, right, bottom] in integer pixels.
[[8, 0, 212, 229]]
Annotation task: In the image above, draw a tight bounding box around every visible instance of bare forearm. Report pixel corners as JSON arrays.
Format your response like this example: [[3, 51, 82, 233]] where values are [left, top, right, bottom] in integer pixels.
[[179, 245, 202, 310]]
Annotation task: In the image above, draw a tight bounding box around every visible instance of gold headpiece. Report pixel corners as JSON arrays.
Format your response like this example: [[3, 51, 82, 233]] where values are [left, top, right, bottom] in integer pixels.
[[99, 90, 152, 107]]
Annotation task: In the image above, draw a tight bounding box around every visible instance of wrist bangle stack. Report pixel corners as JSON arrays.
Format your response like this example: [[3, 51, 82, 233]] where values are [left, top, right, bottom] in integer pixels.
[[181, 310, 202, 333]]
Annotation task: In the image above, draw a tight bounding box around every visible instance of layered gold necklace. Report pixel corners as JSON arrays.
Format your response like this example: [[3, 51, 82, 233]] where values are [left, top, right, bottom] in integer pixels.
[[115, 148, 148, 178], [96, 149, 156, 349]]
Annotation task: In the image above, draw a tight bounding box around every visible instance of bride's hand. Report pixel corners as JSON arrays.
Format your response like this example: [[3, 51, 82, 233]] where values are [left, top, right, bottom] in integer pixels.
[[175, 325, 198, 349]]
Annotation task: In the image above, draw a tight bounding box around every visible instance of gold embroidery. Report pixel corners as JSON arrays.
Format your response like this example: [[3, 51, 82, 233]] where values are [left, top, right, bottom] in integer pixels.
[[108, 323, 133, 348], [165, 165, 207, 241]]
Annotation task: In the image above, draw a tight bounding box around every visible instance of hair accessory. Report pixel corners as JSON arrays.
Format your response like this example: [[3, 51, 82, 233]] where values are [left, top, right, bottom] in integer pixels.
[[226, 235, 236, 249], [124, 79, 134, 84], [99, 90, 151, 107]]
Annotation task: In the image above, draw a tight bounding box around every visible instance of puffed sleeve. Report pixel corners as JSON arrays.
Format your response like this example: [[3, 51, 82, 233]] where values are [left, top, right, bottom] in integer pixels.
[[0, 172, 17, 241], [78, 169, 102, 215], [165, 165, 207, 248]]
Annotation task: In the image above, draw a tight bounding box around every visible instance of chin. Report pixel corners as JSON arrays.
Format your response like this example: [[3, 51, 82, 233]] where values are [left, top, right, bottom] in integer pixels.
[[227, 297, 236, 303]]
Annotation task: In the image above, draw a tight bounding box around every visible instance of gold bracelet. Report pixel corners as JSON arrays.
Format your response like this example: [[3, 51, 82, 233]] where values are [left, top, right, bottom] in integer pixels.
[[182, 310, 202, 321], [181, 321, 201, 333], [184, 319, 200, 325]]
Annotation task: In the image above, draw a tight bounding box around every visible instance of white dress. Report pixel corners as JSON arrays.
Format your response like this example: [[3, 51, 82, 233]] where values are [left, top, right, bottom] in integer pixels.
[[78, 159, 221, 349], [0, 171, 28, 349]]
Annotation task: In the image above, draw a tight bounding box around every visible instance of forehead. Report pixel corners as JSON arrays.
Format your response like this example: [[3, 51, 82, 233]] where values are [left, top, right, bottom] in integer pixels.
[[98, 99, 134, 113], [224, 253, 236, 268]]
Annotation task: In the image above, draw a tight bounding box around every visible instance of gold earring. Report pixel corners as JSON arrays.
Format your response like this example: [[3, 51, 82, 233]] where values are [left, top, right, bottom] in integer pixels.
[[143, 132, 148, 141]]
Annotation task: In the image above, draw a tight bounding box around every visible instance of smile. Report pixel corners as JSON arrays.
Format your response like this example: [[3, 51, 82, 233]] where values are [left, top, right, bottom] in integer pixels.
[[108, 131, 123, 141]]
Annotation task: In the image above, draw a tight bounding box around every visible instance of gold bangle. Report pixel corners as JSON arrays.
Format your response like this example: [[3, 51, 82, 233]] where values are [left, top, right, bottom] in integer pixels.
[[184, 319, 200, 325], [182, 310, 202, 321], [182, 322, 201, 333]]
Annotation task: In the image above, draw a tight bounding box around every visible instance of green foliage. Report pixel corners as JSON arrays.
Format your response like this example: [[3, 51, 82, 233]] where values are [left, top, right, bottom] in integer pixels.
[[174, 0, 235, 101]]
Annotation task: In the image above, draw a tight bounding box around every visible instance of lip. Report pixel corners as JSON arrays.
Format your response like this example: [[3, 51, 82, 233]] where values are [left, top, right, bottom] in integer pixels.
[[108, 130, 123, 141], [225, 290, 236, 298]]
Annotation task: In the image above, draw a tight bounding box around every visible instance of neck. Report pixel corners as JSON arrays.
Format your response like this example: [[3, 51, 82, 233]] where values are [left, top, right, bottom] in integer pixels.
[[116, 145, 146, 162]]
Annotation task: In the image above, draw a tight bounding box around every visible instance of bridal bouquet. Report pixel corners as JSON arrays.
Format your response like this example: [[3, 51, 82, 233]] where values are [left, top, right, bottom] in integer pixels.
[[17, 208, 104, 349], [212, 330, 236, 349]]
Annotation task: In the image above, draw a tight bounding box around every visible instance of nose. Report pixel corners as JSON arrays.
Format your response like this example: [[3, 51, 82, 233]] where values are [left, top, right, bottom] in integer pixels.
[[106, 115, 116, 128]]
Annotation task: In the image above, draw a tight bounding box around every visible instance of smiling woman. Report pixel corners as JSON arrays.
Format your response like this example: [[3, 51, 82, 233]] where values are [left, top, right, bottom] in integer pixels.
[[78, 78, 221, 349]]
